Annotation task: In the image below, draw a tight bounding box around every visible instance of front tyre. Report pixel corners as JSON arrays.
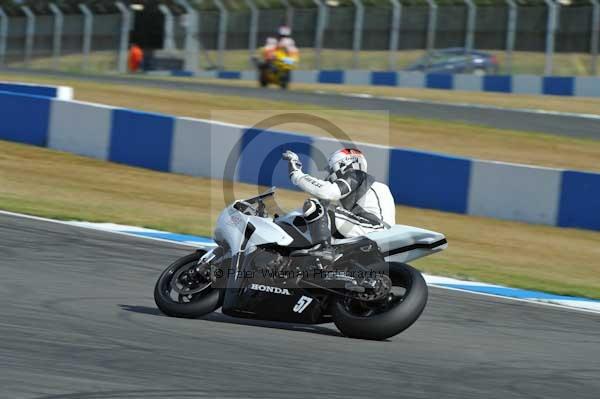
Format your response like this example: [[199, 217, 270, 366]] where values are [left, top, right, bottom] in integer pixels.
[[279, 71, 290, 89], [154, 251, 223, 318], [332, 263, 428, 340]]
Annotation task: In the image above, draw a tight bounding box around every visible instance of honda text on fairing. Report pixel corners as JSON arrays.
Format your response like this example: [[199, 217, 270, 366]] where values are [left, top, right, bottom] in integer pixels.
[[154, 187, 447, 340]]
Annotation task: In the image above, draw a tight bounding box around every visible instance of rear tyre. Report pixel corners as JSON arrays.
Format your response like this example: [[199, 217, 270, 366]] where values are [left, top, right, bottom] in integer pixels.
[[332, 263, 428, 340], [154, 251, 224, 318]]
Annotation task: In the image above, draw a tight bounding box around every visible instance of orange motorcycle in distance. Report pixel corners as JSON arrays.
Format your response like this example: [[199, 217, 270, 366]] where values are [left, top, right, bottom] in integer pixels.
[[254, 47, 298, 90]]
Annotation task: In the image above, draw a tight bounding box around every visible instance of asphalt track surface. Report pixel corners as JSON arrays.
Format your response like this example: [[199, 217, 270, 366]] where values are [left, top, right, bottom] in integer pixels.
[[3, 67, 600, 140], [2, 213, 600, 398]]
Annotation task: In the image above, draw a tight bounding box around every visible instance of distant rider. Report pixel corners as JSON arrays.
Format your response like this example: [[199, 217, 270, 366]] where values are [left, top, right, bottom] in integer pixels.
[[258, 26, 299, 71], [282, 148, 395, 238], [260, 37, 278, 66], [275, 26, 299, 62]]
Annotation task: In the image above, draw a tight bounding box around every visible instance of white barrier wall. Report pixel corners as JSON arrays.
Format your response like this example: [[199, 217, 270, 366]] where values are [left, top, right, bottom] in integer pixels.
[[2, 90, 600, 232], [467, 160, 562, 225], [48, 101, 113, 159]]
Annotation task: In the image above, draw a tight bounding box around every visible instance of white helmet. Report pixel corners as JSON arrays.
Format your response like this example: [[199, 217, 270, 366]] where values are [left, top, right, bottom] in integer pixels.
[[265, 37, 277, 47], [278, 25, 291, 37], [327, 148, 367, 181]]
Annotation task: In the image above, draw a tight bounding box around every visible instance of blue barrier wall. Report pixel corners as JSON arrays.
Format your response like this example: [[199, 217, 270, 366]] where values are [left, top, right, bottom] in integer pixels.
[[2, 90, 600, 233], [152, 70, 600, 98], [558, 171, 600, 230], [109, 110, 174, 172], [483, 76, 512, 93], [239, 129, 313, 191], [0, 91, 50, 146], [389, 149, 471, 214]]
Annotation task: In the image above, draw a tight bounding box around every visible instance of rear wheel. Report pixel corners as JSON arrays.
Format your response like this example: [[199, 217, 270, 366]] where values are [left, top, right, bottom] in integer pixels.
[[332, 263, 428, 340], [154, 251, 223, 318]]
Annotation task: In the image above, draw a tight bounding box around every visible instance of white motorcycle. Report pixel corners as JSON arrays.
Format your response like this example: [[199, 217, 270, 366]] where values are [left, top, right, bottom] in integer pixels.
[[154, 187, 447, 340]]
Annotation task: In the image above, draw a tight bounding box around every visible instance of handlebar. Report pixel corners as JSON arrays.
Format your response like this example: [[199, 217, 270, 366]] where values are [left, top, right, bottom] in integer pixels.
[[233, 199, 268, 218]]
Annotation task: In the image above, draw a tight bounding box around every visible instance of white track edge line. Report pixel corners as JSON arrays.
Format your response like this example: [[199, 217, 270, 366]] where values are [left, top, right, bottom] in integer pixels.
[[1, 209, 598, 315], [428, 284, 600, 316], [0, 210, 210, 249]]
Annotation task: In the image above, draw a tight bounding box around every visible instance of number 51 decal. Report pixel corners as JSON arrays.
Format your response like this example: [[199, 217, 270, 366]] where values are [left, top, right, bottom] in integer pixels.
[[293, 296, 313, 313]]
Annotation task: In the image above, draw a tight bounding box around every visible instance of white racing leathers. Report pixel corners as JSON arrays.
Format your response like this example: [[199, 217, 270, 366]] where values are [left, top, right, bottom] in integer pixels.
[[290, 169, 396, 238]]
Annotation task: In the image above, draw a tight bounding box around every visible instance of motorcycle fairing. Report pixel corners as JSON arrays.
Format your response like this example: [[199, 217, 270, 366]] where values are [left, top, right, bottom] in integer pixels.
[[222, 286, 324, 324], [220, 247, 325, 324], [214, 205, 293, 253], [365, 225, 448, 263], [246, 215, 294, 248]]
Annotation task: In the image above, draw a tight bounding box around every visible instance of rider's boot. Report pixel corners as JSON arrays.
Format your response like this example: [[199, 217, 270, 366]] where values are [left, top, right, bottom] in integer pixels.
[[301, 198, 338, 263]]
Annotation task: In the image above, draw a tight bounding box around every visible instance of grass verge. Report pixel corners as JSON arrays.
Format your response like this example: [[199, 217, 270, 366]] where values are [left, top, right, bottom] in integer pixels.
[[2, 139, 599, 299]]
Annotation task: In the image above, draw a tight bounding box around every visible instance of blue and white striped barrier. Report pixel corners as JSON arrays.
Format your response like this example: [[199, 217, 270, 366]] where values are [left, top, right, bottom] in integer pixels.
[[0, 80, 73, 99], [149, 69, 600, 97], [1, 89, 599, 232]]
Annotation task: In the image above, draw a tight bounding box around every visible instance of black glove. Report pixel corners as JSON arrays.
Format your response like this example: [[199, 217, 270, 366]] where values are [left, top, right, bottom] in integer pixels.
[[282, 150, 303, 176]]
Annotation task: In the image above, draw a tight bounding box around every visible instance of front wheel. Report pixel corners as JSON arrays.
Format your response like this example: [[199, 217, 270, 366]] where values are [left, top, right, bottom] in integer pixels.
[[332, 263, 428, 340], [154, 251, 223, 318], [279, 70, 290, 89]]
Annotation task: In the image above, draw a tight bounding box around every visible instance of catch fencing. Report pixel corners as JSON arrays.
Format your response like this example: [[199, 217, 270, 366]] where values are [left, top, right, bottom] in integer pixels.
[[0, 1, 598, 75]]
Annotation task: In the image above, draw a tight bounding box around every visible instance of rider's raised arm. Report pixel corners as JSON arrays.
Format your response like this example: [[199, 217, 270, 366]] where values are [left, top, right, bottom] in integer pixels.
[[282, 150, 351, 201], [291, 172, 347, 201]]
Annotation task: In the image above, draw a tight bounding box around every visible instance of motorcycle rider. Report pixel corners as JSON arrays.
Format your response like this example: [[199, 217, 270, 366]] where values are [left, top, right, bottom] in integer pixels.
[[259, 37, 278, 67], [276, 26, 299, 61], [282, 148, 395, 239], [258, 27, 299, 70]]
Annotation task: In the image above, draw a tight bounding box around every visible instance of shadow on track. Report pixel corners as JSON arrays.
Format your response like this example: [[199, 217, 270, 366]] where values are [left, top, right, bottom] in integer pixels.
[[118, 304, 343, 338]]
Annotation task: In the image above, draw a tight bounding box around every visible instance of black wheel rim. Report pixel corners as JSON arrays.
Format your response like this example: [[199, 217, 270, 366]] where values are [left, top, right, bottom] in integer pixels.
[[161, 259, 212, 304], [342, 266, 413, 317]]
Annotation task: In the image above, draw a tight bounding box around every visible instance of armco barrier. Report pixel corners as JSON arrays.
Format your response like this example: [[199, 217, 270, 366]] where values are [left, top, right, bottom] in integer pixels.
[[1, 89, 599, 232], [149, 69, 600, 98], [0, 81, 73, 99]]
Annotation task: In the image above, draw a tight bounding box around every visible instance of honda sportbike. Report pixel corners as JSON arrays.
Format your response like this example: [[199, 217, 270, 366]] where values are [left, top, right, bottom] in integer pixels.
[[154, 188, 447, 340]]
